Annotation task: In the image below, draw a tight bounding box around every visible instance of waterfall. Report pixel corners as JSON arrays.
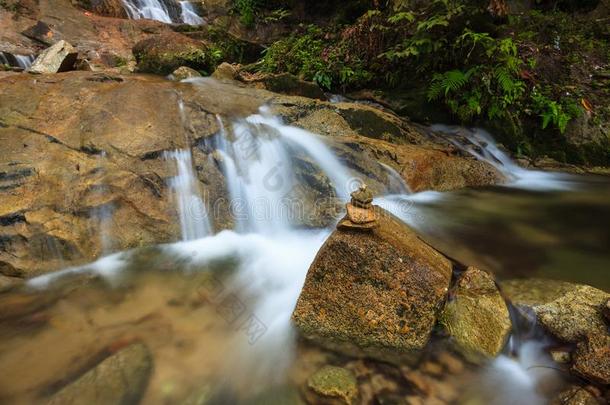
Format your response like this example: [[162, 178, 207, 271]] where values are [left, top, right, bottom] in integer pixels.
[[0, 52, 35, 69], [179, 1, 204, 25], [165, 149, 212, 241], [121, 0, 204, 24], [209, 109, 353, 234], [15, 55, 35, 69], [431, 125, 573, 190]]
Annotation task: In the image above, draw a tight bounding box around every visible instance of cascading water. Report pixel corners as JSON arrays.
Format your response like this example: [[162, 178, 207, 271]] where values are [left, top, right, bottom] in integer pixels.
[[165, 149, 212, 241], [208, 110, 354, 233], [0, 52, 35, 69], [179, 1, 204, 25], [23, 98, 580, 402], [122, 0, 173, 23], [15, 55, 35, 69], [121, 0, 204, 24], [431, 124, 574, 190]]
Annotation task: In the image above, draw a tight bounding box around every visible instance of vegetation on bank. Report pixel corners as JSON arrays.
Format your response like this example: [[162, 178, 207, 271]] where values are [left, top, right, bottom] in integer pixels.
[[229, 0, 609, 165]]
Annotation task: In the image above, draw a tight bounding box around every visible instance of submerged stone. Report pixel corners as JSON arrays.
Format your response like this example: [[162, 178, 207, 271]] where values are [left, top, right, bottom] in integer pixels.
[[47, 342, 153, 404], [440, 267, 512, 362], [171, 66, 202, 81], [306, 366, 358, 405], [292, 207, 452, 364]]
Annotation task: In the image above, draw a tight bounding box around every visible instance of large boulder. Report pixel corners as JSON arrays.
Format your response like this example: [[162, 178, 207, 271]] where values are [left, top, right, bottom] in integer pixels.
[[47, 342, 153, 404], [29, 40, 77, 74], [440, 267, 512, 362], [133, 32, 212, 75], [292, 206, 453, 364]]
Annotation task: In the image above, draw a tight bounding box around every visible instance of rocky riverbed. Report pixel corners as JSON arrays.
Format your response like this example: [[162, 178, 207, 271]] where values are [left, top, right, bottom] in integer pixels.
[[1, 1, 609, 404]]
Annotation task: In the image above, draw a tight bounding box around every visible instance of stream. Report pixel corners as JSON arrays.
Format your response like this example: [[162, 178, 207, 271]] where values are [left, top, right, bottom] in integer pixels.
[[0, 101, 608, 404]]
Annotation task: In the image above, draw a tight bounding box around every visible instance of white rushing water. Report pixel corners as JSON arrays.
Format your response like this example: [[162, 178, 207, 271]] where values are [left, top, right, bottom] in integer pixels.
[[431, 124, 574, 191], [0, 52, 35, 69], [121, 0, 204, 24], [122, 0, 173, 23], [179, 1, 204, 25], [165, 149, 213, 240], [211, 109, 353, 233]]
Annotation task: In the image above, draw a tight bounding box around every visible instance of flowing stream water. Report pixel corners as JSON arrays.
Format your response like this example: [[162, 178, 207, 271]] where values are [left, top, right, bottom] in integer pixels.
[[0, 98, 608, 403], [121, 0, 204, 24]]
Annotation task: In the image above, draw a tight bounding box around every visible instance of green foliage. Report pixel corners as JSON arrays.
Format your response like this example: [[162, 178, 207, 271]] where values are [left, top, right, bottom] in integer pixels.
[[530, 89, 581, 134], [259, 25, 372, 90], [234, 0, 259, 26]]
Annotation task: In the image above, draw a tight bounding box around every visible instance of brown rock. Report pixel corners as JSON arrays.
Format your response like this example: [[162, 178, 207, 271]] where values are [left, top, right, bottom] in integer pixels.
[[47, 342, 153, 404], [572, 334, 610, 385], [503, 279, 609, 343], [292, 207, 452, 364], [436, 351, 464, 375], [133, 32, 210, 75]]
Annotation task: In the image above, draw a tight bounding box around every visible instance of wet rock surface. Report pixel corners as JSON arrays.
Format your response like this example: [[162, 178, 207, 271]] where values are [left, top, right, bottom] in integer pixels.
[[503, 279, 610, 342], [0, 71, 503, 278], [292, 206, 452, 364], [440, 267, 512, 362]]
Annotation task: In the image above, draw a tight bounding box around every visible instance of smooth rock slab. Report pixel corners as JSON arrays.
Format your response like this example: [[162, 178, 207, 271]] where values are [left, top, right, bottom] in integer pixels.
[[292, 207, 452, 364], [47, 342, 153, 405]]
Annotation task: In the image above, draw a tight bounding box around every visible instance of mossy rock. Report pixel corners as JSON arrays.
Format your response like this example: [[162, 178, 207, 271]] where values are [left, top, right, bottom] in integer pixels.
[[133, 32, 212, 75], [306, 366, 358, 405], [440, 267, 512, 363]]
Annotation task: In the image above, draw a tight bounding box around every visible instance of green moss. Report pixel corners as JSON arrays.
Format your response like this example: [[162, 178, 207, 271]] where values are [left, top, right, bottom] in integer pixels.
[[307, 366, 358, 404]]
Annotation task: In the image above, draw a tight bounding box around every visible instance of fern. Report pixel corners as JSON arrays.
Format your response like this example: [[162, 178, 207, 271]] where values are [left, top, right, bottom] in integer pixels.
[[427, 68, 476, 101]]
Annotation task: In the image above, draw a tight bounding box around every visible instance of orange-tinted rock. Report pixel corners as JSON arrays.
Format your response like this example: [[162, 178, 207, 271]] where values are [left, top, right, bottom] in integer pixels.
[[292, 207, 452, 364]]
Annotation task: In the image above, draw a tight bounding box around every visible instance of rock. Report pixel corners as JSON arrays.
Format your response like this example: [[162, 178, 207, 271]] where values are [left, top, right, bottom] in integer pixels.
[[73, 0, 128, 18], [22, 21, 61, 46], [550, 349, 571, 364], [306, 366, 358, 405], [572, 334, 610, 385], [503, 279, 609, 343], [47, 342, 153, 404], [338, 184, 378, 231], [436, 351, 464, 375], [255, 73, 326, 100], [133, 32, 210, 75], [440, 267, 512, 362], [171, 66, 202, 81], [552, 385, 603, 405], [0, 71, 503, 277], [29, 40, 77, 74], [603, 298, 610, 322], [292, 207, 452, 364], [211, 62, 238, 81]]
